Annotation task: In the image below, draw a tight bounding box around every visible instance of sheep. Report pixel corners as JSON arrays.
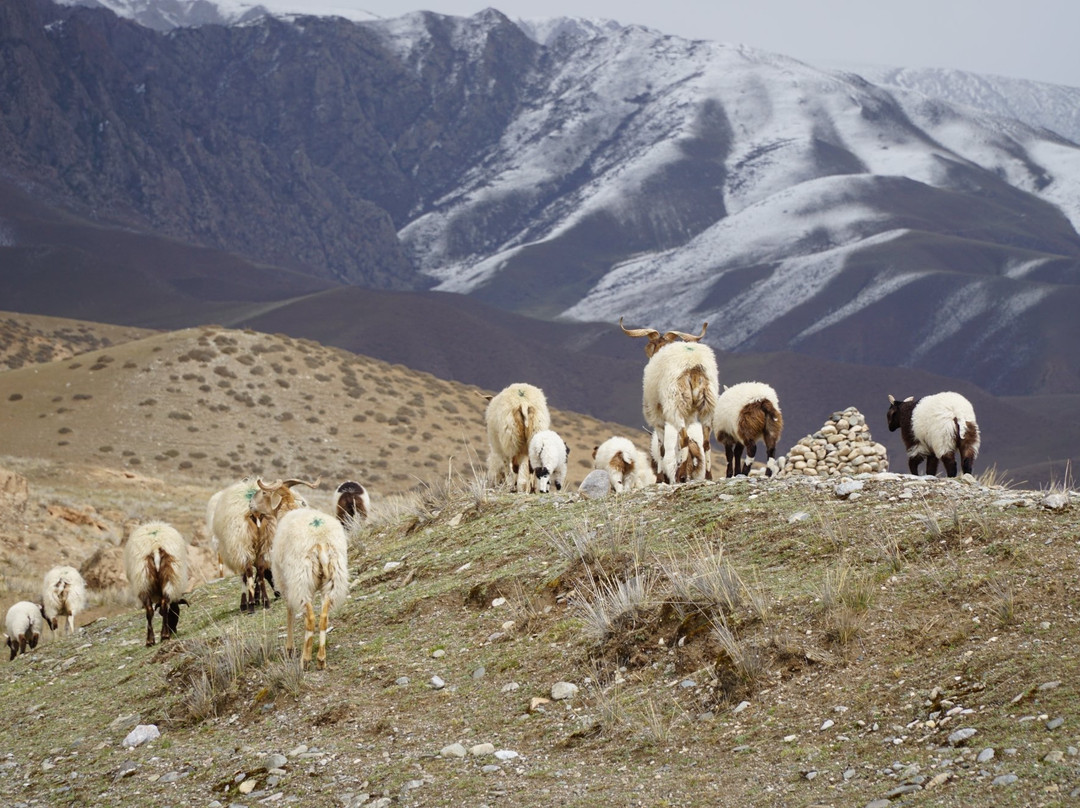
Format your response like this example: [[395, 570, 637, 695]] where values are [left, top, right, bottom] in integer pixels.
[[211, 477, 316, 613], [593, 436, 654, 492], [712, 382, 784, 477], [4, 601, 45, 661], [886, 392, 981, 477], [483, 383, 552, 492], [333, 481, 370, 528], [621, 319, 718, 484], [528, 429, 569, 493], [123, 522, 189, 647], [41, 565, 87, 635], [269, 507, 349, 670]]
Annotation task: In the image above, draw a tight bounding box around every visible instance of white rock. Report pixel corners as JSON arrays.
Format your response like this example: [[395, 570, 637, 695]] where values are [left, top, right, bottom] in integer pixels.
[[470, 743, 496, 756], [430, 675, 446, 690], [551, 681, 579, 700], [494, 750, 519, 761], [440, 743, 467, 758], [122, 725, 159, 748]]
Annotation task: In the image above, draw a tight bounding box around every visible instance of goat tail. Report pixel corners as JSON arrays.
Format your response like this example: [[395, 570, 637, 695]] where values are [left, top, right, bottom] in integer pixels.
[[679, 365, 717, 421]]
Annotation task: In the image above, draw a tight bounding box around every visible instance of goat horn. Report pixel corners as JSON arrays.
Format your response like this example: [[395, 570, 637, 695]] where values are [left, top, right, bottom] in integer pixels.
[[618, 316, 659, 339], [663, 322, 708, 343], [283, 478, 319, 489], [256, 478, 282, 491]]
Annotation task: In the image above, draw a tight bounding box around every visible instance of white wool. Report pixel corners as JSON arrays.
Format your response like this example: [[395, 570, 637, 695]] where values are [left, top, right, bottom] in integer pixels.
[[485, 383, 552, 492], [210, 479, 260, 574], [593, 435, 651, 493], [641, 341, 719, 483], [123, 522, 189, 603], [910, 391, 981, 459], [713, 381, 781, 439], [270, 507, 349, 617], [5, 601, 43, 652], [41, 565, 87, 634], [528, 429, 568, 493]]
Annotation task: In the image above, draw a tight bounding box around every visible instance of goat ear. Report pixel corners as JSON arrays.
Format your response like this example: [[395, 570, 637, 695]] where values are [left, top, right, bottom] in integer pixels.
[[903, 396, 914, 403], [888, 394, 895, 404], [564, 443, 570, 457]]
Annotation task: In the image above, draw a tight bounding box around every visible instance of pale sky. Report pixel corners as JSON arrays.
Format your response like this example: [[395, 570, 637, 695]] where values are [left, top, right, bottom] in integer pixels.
[[295, 0, 1080, 87]]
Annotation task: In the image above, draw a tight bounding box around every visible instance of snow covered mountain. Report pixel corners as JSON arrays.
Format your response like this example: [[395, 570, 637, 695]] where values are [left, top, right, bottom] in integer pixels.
[[9, 0, 1080, 397]]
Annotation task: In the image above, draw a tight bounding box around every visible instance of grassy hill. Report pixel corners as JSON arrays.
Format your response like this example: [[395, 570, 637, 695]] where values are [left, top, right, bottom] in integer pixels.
[[0, 463, 1076, 806]]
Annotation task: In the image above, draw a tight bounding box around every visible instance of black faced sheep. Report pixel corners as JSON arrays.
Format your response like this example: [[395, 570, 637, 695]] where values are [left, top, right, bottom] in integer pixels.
[[886, 392, 981, 477], [484, 383, 552, 492], [528, 429, 569, 493], [123, 522, 189, 647], [713, 382, 784, 477], [41, 565, 87, 635], [5, 601, 45, 660], [621, 319, 718, 484], [333, 481, 370, 533], [269, 507, 349, 670]]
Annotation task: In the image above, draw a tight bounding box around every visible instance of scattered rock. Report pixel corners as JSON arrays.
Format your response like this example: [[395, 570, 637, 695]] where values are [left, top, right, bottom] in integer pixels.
[[977, 748, 995, 764], [551, 682, 578, 700], [494, 750, 519, 761], [947, 728, 977, 746], [992, 774, 1018, 786], [864, 800, 892, 808], [108, 714, 141, 732], [1044, 750, 1065, 764], [440, 743, 466, 758], [529, 697, 550, 713], [578, 470, 611, 499], [430, 676, 446, 690], [1046, 717, 1064, 730], [470, 743, 495, 756], [263, 754, 287, 770], [1041, 492, 1071, 510], [122, 725, 159, 748], [834, 479, 864, 498]]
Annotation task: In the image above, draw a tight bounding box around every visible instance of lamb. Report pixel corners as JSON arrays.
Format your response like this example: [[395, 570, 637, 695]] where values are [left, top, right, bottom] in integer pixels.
[[333, 481, 370, 527], [41, 565, 87, 635], [484, 383, 552, 492], [528, 429, 569, 493], [4, 601, 45, 661], [270, 507, 349, 670], [621, 319, 718, 484], [593, 436, 655, 493], [712, 382, 784, 477], [886, 392, 981, 477], [211, 477, 316, 613], [123, 522, 189, 647]]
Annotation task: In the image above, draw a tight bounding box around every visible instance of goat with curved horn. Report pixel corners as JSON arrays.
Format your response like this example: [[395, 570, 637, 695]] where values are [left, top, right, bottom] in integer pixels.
[[620, 317, 709, 358]]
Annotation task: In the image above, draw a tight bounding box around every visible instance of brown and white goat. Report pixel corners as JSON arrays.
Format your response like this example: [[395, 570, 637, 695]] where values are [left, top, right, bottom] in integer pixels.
[[621, 319, 717, 483], [333, 480, 370, 526], [483, 383, 552, 492], [712, 382, 784, 477], [887, 392, 980, 477], [4, 601, 45, 660], [123, 522, 189, 647]]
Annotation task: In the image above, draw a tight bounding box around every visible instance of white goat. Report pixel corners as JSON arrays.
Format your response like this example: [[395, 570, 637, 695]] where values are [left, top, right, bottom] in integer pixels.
[[205, 488, 225, 578], [887, 392, 981, 477], [622, 320, 718, 484], [211, 477, 315, 612], [484, 383, 552, 492], [41, 565, 87, 635], [123, 522, 189, 647], [593, 436, 655, 493], [5, 601, 45, 661], [713, 382, 784, 477], [528, 429, 569, 493], [270, 507, 349, 670]]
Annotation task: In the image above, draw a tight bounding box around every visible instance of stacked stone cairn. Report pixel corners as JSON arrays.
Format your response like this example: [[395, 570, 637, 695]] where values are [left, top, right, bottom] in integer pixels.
[[775, 407, 889, 478]]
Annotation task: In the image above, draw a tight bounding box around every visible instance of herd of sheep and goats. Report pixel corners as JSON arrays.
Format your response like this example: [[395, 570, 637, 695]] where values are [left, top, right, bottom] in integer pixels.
[[5, 319, 981, 670]]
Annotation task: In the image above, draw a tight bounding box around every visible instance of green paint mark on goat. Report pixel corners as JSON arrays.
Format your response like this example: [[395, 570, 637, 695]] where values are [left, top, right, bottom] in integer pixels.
[[517, 388, 526, 396], [244, 487, 257, 501], [310, 518, 324, 528]]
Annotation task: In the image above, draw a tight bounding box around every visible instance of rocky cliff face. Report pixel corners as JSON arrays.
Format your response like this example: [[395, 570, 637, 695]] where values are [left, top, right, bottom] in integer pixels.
[[0, 0, 536, 289]]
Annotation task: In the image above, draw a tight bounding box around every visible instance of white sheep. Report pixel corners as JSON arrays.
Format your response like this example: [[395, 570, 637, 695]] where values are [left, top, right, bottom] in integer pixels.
[[484, 383, 552, 492], [528, 429, 569, 493], [123, 522, 189, 647], [887, 392, 981, 477], [713, 382, 784, 477], [211, 477, 315, 612], [593, 436, 655, 493], [622, 320, 718, 484], [270, 507, 349, 670], [5, 601, 45, 661], [41, 565, 87, 635]]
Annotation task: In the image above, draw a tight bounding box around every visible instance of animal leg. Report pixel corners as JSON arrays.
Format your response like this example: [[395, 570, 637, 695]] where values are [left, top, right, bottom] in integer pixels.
[[159, 597, 172, 642], [732, 443, 745, 477], [285, 607, 295, 659], [316, 597, 331, 670], [941, 453, 958, 477], [724, 444, 735, 478], [662, 423, 680, 484], [907, 456, 923, 475], [961, 452, 975, 476], [925, 455, 940, 477], [144, 601, 156, 647], [302, 602, 317, 670]]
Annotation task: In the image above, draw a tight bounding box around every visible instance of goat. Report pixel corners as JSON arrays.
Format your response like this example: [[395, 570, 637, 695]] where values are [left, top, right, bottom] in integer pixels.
[[333, 481, 370, 529], [528, 429, 569, 493], [211, 477, 315, 613], [713, 382, 784, 477], [270, 507, 349, 670], [593, 436, 655, 492], [483, 383, 552, 492], [621, 319, 718, 484], [4, 601, 45, 661], [41, 565, 87, 635], [123, 522, 189, 647], [887, 392, 981, 477]]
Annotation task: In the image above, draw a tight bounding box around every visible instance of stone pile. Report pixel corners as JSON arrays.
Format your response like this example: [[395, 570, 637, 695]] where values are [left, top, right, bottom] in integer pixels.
[[777, 407, 889, 478]]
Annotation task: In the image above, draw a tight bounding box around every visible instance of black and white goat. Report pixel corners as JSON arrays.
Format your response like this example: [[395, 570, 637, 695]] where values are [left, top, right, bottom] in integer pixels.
[[886, 392, 980, 477]]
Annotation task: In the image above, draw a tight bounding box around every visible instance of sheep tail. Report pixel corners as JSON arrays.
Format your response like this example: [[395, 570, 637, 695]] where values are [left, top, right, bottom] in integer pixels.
[[678, 366, 716, 422], [759, 399, 784, 447]]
